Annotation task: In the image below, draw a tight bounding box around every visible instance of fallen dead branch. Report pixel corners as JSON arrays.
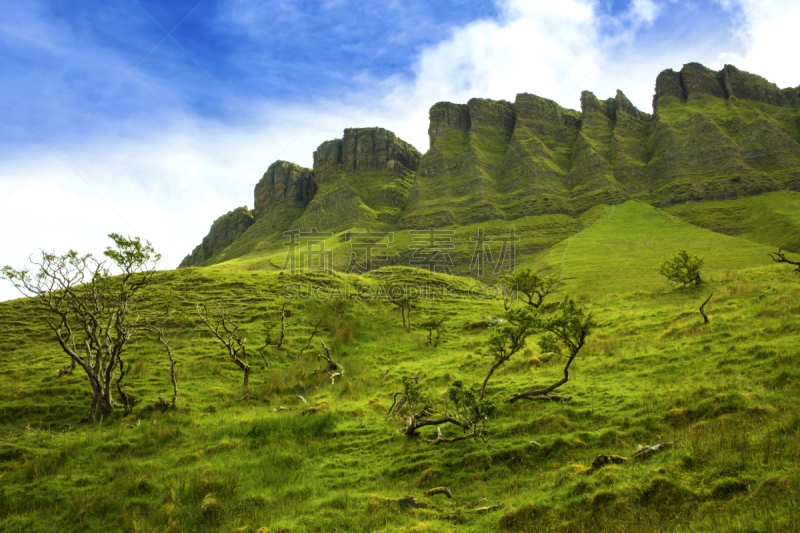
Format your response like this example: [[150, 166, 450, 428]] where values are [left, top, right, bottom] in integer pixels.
[[396, 495, 429, 509], [424, 487, 453, 498], [462, 497, 488, 509], [469, 503, 503, 514], [630, 442, 678, 459], [590, 454, 628, 469], [424, 425, 475, 445], [590, 440, 681, 470], [769, 249, 800, 274], [318, 340, 343, 373]]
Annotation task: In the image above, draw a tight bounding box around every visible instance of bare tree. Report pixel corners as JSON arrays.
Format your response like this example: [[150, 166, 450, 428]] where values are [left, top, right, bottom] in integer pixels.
[[699, 292, 714, 325], [274, 302, 288, 349], [146, 317, 179, 409], [196, 301, 252, 388], [501, 268, 558, 310], [257, 302, 299, 366], [318, 340, 344, 384], [769, 249, 800, 274], [300, 318, 324, 356], [478, 307, 539, 400], [387, 291, 416, 332], [507, 297, 595, 403], [1, 234, 160, 421]]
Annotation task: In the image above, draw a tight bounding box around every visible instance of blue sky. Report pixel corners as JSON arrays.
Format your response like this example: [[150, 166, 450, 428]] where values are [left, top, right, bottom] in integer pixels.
[[0, 0, 797, 300], [1, 0, 501, 154], [0, 0, 756, 153]]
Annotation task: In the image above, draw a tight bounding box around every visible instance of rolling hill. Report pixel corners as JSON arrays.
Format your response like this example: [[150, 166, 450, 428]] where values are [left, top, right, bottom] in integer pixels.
[[1, 62, 800, 532]]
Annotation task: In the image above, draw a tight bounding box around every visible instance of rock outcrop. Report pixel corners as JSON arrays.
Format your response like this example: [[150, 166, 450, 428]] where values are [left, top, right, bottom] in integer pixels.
[[254, 161, 315, 216], [313, 127, 420, 181], [467, 98, 516, 144], [428, 102, 470, 148], [681, 62, 727, 101], [342, 127, 420, 175], [719, 64, 793, 106], [654, 63, 799, 109], [179, 207, 254, 267]]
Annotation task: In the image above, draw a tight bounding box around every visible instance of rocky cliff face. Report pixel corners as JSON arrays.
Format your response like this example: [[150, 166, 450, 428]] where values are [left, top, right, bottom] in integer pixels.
[[313, 127, 420, 181], [654, 63, 799, 108], [254, 161, 315, 216], [179, 207, 254, 267], [428, 102, 470, 148], [407, 61, 800, 224], [298, 127, 421, 228], [180, 128, 421, 266], [182, 62, 800, 268]]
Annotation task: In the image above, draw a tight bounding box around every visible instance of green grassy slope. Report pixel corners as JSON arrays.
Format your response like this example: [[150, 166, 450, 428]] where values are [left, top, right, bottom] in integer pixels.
[[210, 200, 779, 294], [1, 218, 800, 531], [663, 190, 800, 253], [540, 201, 777, 297]]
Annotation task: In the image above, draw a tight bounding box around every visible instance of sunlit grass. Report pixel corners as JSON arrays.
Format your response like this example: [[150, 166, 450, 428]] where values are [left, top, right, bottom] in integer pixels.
[[0, 211, 799, 531]]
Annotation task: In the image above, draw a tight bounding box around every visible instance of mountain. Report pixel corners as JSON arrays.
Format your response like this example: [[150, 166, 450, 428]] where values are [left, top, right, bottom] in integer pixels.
[[180, 63, 800, 268]]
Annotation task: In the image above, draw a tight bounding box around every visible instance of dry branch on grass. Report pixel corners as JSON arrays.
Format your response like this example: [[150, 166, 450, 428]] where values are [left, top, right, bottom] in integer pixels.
[[318, 340, 342, 372], [469, 503, 503, 514], [425, 487, 453, 498], [397, 495, 429, 509], [590, 440, 681, 470], [769, 249, 800, 274], [318, 340, 345, 384], [462, 497, 488, 509]]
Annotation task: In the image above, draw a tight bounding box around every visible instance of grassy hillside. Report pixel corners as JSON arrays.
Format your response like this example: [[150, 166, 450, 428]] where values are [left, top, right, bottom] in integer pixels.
[[1, 205, 799, 531], [540, 201, 776, 296], [664, 191, 800, 253], [205, 200, 780, 294]]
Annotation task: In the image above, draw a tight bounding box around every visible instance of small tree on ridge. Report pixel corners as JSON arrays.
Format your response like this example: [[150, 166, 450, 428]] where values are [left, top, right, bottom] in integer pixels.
[[659, 250, 703, 287]]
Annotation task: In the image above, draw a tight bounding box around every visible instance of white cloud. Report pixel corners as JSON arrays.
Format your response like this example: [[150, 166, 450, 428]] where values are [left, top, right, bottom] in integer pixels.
[[629, 0, 663, 25], [717, 0, 800, 89]]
